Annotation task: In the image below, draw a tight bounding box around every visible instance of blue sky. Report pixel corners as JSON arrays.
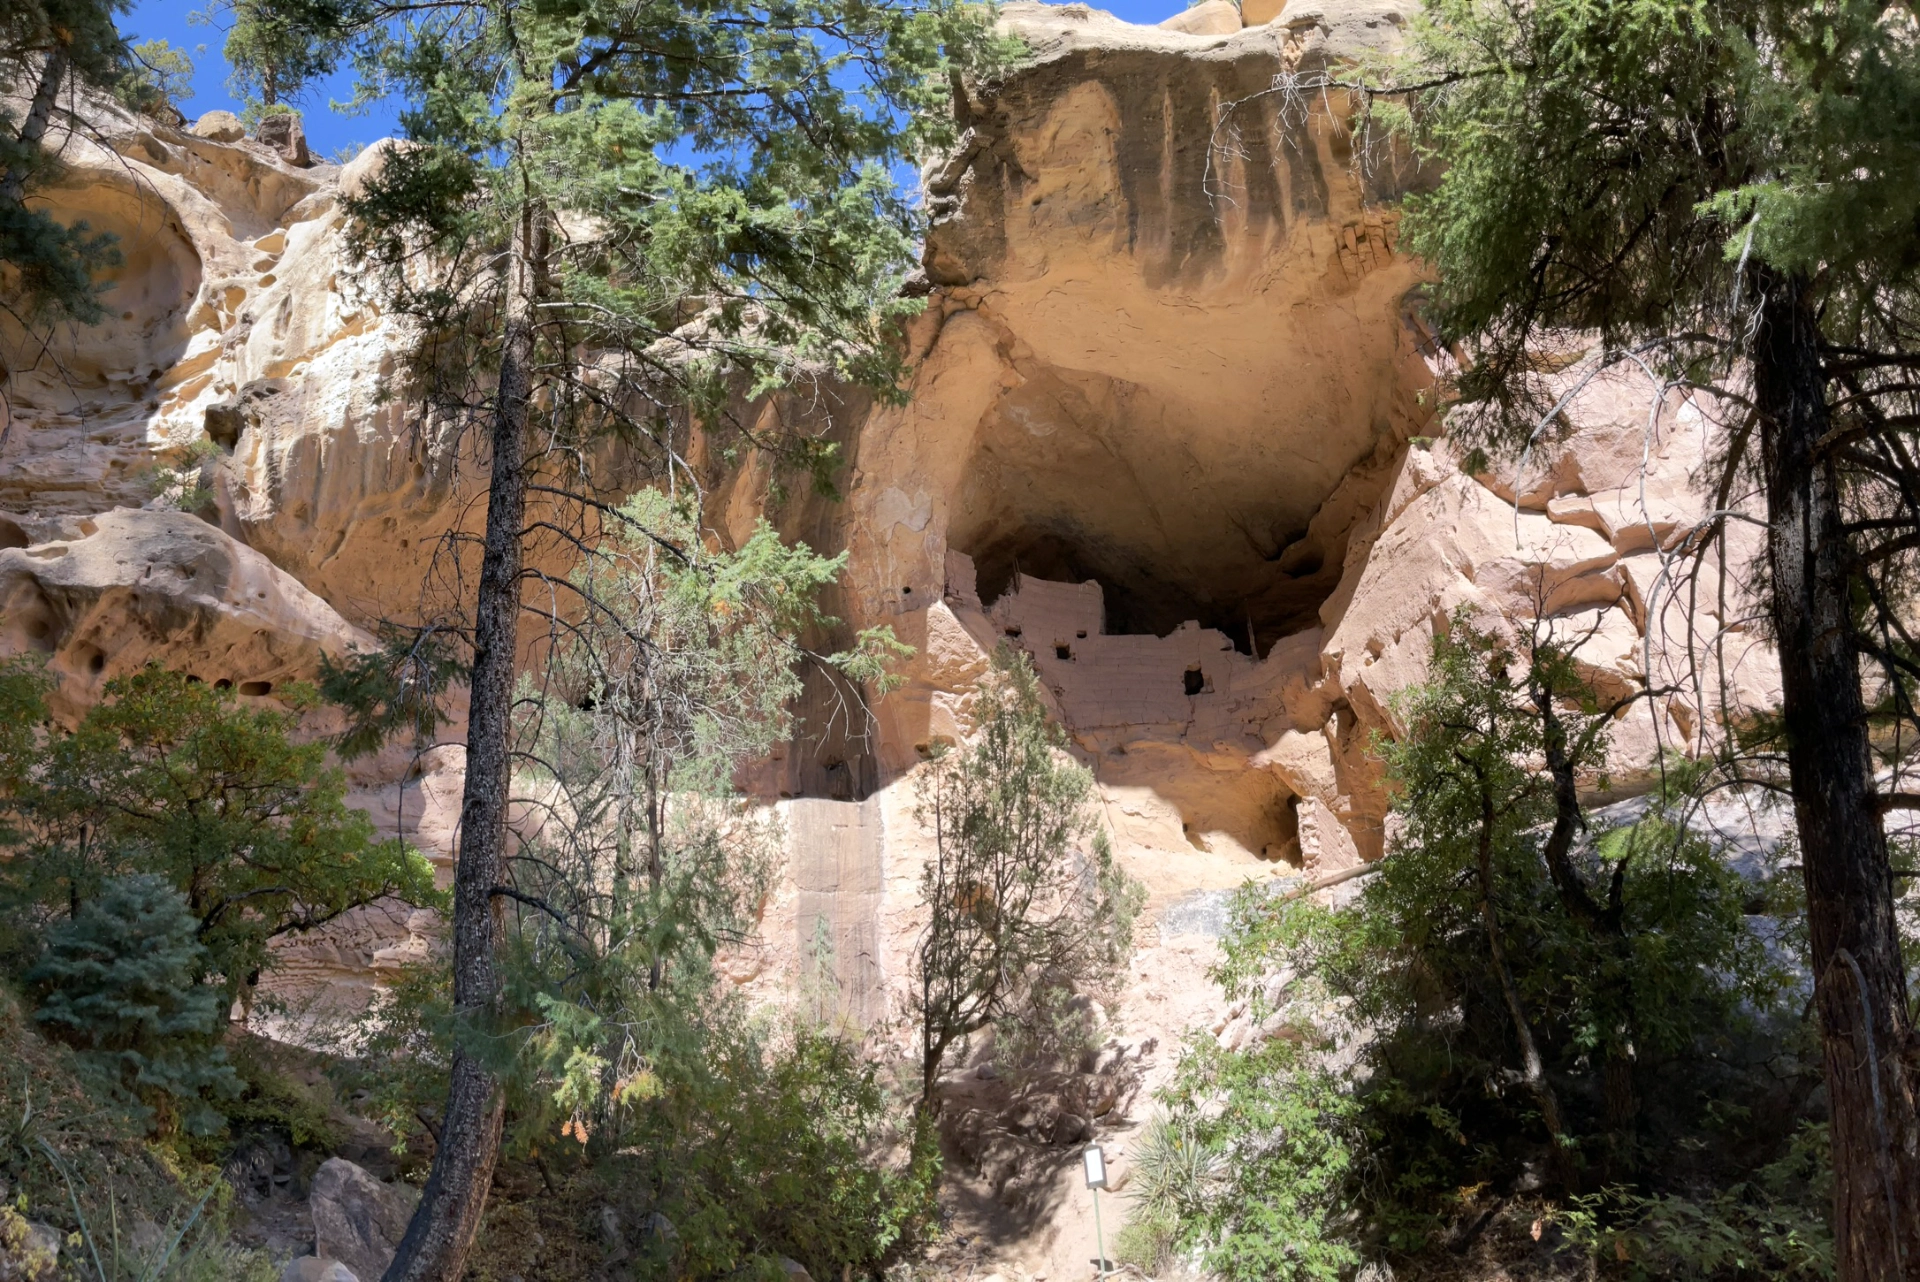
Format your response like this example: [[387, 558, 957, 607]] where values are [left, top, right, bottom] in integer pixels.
[[122, 0, 400, 158], [120, 0, 1188, 160]]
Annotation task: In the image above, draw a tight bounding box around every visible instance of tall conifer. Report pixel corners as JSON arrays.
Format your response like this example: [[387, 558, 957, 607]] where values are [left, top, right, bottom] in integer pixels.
[[231, 2, 999, 1276], [1355, 0, 1920, 1272]]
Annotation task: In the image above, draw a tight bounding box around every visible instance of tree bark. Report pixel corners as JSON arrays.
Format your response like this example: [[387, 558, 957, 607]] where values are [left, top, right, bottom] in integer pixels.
[[1753, 268, 1920, 1282], [383, 210, 537, 1282], [1, 47, 70, 207], [1472, 779, 1568, 1163], [1531, 678, 1637, 1134]]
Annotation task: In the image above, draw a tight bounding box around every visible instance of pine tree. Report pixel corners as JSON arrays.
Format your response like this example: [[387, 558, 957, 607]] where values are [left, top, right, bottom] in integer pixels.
[[1334, 0, 1920, 1271], [912, 648, 1143, 1110], [231, 0, 1005, 1275], [1, 0, 132, 332], [27, 874, 242, 1137], [205, 0, 355, 111]]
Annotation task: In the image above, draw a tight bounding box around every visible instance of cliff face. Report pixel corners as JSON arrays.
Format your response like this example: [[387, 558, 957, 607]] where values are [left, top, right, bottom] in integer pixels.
[[0, 2, 1779, 1270]]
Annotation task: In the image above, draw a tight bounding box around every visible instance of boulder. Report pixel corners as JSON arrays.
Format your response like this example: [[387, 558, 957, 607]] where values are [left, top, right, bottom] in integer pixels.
[[309, 1158, 419, 1282], [0, 1206, 58, 1282], [280, 1260, 359, 1282], [190, 110, 245, 142], [1159, 0, 1245, 32], [254, 112, 312, 167], [0, 508, 369, 723]]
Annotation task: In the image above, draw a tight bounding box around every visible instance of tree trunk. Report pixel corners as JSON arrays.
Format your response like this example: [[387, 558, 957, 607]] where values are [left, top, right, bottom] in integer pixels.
[[1473, 781, 1567, 1163], [1532, 678, 1637, 1135], [1, 47, 70, 206], [383, 211, 537, 1282], [1752, 268, 1920, 1282]]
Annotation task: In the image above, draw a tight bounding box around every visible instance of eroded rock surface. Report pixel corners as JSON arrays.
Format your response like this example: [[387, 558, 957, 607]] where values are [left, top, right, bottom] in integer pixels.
[[0, 507, 369, 722], [0, 4, 1773, 1275]]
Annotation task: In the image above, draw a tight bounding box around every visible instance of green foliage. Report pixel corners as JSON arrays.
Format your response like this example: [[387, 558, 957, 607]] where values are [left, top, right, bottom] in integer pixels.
[[912, 647, 1144, 1099], [198, 0, 355, 109], [2, 0, 132, 327], [115, 38, 196, 115], [1349, 620, 1786, 1111], [26, 876, 240, 1137], [328, 498, 929, 1274], [0, 663, 440, 1002], [1112, 1200, 1180, 1277], [347, 959, 936, 1281], [223, 1037, 344, 1152], [136, 438, 222, 514], [0, 982, 276, 1281], [1154, 1039, 1361, 1282], [1387, 0, 1920, 434], [320, 624, 466, 763], [0, 195, 121, 328], [596, 1012, 936, 1281], [1559, 1124, 1834, 1281], [315, 0, 1017, 485], [471, 490, 895, 1143], [1130, 617, 1819, 1277]]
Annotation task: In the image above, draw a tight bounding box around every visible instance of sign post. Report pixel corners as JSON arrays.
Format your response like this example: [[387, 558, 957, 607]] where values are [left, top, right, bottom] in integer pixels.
[[1082, 1143, 1108, 1278]]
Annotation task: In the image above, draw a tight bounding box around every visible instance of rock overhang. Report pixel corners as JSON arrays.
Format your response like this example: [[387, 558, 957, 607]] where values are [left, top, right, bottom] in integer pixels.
[[919, 0, 1436, 647]]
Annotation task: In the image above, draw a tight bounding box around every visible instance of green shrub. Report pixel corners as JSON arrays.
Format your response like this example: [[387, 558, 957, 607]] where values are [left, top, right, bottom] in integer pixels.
[[604, 1013, 937, 1281], [1145, 1040, 1360, 1282], [1126, 616, 1825, 1278], [0, 661, 439, 1005], [224, 1036, 344, 1153], [1559, 1124, 1834, 1281], [0, 983, 274, 1281], [27, 876, 240, 1137]]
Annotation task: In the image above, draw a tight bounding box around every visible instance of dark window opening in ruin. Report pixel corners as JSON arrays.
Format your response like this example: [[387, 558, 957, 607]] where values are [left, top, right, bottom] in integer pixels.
[[239, 681, 272, 697], [1004, 626, 1022, 638], [1055, 645, 1072, 661], [214, 677, 232, 689], [958, 524, 1344, 658], [1184, 667, 1205, 696], [902, 585, 913, 595], [1076, 630, 1087, 639], [88, 651, 105, 675]]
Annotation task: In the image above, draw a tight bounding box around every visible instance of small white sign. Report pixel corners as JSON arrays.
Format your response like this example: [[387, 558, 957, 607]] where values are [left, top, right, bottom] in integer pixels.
[[1082, 1143, 1107, 1190]]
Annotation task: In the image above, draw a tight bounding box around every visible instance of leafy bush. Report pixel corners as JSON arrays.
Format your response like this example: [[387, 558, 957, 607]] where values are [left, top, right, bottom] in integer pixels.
[[1558, 1124, 1833, 1281], [1127, 616, 1825, 1278], [605, 1013, 937, 1281], [347, 959, 936, 1282], [0, 661, 439, 1003], [1140, 1038, 1360, 1282], [26, 875, 240, 1137]]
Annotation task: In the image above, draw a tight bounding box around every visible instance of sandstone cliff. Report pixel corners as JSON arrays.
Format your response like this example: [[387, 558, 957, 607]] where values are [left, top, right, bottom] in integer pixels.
[[0, 3, 1778, 1273]]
